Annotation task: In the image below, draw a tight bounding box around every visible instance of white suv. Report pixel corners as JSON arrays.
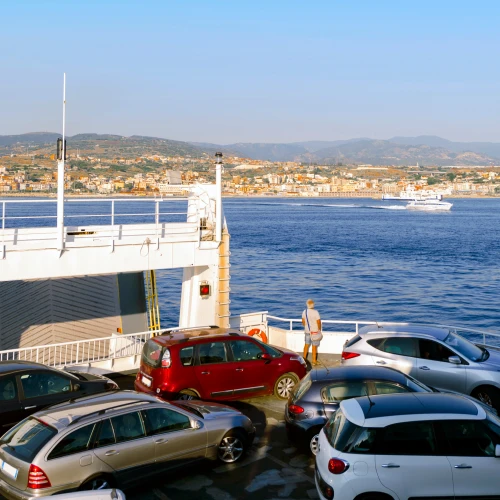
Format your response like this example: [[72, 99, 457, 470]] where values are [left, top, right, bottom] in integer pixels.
[[315, 392, 500, 500]]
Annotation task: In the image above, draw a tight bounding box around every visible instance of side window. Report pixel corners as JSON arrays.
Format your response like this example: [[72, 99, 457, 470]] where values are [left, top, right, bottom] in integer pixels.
[[321, 382, 368, 403], [20, 372, 72, 399], [94, 419, 115, 448], [372, 381, 409, 395], [110, 412, 146, 443], [380, 421, 437, 455], [418, 340, 455, 363], [179, 346, 194, 366], [443, 420, 497, 457], [0, 375, 18, 402], [198, 342, 228, 365], [142, 408, 192, 435], [343, 427, 378, 454], [229, 340, 264, 362], [48, 424, 95, 460], [381, 338, 417, 357]]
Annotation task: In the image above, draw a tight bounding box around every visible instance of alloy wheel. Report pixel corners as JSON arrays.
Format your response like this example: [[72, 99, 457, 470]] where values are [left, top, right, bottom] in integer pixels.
[[310, 434, 319, 455], [218, 436, 244, 463], [277, 377, 296, 399], [477, 392, 493, 407]]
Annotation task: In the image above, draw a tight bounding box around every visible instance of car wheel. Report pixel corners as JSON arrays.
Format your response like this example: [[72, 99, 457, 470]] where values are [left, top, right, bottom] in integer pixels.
[[80, 475, 113, 491], [309, 433, 320, 455], [473, 386, 500, 411], [218, 430, 247, 463], [274, 373, 299, 400], [176, 389, 199, 401]]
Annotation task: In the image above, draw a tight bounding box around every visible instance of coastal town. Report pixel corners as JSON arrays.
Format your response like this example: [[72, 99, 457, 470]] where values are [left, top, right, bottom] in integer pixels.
[[1, 151, 499, 198]]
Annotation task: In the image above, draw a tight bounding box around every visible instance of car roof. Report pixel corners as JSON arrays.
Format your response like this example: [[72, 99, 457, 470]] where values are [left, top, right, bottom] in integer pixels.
[[35, 391, 163, 430], [358, 324, 450, 341], [150, 327, 247, 347], [310, 365, 410, 385], [0, 361, 70, 375], [341, 392, 483, 427]]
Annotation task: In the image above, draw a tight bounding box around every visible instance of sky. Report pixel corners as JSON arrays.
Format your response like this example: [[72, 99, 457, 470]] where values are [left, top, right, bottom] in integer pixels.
[[1, 0, 500, 144]]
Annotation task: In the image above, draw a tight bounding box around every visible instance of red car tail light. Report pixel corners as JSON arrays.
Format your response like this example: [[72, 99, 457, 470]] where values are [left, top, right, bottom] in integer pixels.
[[28, 464, 51, 489], [328, 458, 349, 474], [341, 351, 360, 360], [288, 404, 304, 414], [161, 348, 171, 368]]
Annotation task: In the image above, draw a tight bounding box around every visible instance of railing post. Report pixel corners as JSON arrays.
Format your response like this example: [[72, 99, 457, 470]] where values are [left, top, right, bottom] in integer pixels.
[[110, 200, 115, 252], [1, 201, 5, 260]]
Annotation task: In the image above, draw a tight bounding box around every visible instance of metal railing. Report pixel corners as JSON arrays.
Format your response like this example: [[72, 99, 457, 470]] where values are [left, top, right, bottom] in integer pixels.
[[0, 197, 212, 251]]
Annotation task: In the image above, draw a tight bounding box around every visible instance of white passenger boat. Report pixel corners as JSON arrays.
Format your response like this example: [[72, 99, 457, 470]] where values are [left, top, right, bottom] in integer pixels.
[[406, 199, 453, 211]]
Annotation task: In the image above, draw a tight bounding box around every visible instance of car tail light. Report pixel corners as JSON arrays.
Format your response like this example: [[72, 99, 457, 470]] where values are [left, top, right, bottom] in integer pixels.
[[161, 348, 171, 368], [341, 351, 360, 360], [288, 404, 304, 414], [28, 464, 51, 489], [328, 458, 349, 474]]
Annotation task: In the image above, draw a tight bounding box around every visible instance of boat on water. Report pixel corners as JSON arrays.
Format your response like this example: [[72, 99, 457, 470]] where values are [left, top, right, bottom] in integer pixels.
[[406, 199, 453, 211]]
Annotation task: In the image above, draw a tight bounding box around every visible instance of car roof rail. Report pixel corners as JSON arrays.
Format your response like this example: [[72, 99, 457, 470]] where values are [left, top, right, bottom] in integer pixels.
[[67, 399, 156, 426]]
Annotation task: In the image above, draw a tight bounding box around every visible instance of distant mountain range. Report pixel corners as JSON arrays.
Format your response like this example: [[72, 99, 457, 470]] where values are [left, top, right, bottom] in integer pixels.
[[2, 133, 500, 166]]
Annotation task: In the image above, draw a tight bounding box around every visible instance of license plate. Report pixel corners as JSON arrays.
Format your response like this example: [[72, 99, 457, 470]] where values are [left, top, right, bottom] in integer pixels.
[[141, 375, 152, 388], [0, 460, 18, 480]]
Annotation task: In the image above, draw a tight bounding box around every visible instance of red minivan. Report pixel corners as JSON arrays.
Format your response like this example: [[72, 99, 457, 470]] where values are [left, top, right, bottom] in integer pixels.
[[134, 327, 307, 401]]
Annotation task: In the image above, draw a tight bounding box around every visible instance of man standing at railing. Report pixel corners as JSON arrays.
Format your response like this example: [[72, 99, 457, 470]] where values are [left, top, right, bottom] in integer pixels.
[[302, 299, 322, 366]]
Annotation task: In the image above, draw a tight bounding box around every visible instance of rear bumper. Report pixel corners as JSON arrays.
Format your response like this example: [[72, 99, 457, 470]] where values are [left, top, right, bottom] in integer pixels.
[[0, 478, 74, 500]]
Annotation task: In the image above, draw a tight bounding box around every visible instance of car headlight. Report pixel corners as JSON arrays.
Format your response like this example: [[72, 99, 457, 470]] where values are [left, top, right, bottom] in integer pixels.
[[291, 356, 307, 367]]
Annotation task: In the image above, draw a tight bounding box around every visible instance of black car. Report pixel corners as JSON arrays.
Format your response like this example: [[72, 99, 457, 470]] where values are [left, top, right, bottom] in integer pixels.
[[285, 365, 440, 455], [0, 361, 118, 430]]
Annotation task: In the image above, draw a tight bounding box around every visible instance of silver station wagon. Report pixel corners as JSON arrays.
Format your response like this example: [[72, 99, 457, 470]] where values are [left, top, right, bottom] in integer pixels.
[[0, 392, 255, 499], [341, 324, 500, 411]]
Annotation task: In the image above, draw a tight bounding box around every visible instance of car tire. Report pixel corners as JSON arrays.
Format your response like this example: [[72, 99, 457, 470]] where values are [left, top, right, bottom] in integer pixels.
[[176, 389, 199, 401], [274, 373, 299, 400], [80, 475, 114, 491], [473, 386, 500, 411], [217, 430, 247, 463]]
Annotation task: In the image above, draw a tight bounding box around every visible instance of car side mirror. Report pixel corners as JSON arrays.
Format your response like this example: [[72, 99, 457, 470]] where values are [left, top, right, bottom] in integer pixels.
[[192, 420, 203, 430], [73, 383, 81, 391], [496, 444, 500, 458], [448, 356, 461, 365], [259, 353, 272, 362]]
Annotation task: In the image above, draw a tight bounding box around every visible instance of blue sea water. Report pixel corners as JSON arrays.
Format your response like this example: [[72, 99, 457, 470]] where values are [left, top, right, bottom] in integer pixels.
[[3, 197, 500, 332]]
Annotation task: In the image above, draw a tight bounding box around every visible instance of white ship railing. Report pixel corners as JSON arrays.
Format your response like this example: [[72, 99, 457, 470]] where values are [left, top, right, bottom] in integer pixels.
[[0, 197, 213, 252], [0, 314, 499, 371]]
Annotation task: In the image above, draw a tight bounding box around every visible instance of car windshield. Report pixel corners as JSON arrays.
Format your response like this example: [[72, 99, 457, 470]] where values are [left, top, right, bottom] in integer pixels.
[[142, 339, 164, 368], [444, 332, 484, 362], [404, 374, 433, 393], [252, 338, 281, 358], [0, 418, 57, 462]]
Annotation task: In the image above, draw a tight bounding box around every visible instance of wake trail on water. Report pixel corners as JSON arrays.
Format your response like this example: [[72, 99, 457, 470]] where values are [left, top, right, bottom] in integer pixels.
[[224, 201, 407, 210]]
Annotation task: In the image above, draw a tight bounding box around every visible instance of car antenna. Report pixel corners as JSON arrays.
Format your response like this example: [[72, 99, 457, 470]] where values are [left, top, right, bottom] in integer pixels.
[[366, 391, 376, 414]]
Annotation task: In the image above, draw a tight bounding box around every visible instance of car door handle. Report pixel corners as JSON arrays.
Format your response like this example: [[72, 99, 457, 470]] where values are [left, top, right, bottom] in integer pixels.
[[381, 463, 400, 468], [419, 366, 430, 370], [376, 360, 386, 365], [155, 438, 168, 444], [201, 371, 210, 375], [454, 464, 472, 469], [105, 450, 119, 456], [235, 368, 244, 372], [23, 405, 37, 410]]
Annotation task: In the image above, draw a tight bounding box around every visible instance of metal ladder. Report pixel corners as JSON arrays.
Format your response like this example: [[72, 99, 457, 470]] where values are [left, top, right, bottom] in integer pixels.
[[145, 270, 161, 334]]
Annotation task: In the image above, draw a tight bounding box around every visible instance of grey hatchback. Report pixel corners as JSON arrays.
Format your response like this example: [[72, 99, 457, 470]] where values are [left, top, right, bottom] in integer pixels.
[[0, 392, 255, 500], [341, 324, 500, 411]]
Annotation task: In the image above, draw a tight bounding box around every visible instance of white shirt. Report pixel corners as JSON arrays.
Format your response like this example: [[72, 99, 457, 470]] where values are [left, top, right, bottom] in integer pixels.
[[303, 308, 320, 333]]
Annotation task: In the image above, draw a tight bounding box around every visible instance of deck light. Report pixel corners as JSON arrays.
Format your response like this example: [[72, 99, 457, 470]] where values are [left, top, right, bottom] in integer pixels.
[[200, 281, 211, 297]]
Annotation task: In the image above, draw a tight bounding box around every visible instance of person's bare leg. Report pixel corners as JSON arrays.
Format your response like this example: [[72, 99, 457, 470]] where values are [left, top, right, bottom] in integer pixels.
[[303, 345, 309, 360], [312, 345, 318, 364]]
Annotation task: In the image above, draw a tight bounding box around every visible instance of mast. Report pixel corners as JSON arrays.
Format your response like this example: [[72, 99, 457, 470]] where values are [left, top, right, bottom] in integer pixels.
[[215, 152, 223, 242], [56, 73, 66, 254]]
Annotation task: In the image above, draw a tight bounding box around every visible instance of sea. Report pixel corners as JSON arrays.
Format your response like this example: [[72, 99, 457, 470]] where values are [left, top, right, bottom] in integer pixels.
[[3, 196, 500, 333]]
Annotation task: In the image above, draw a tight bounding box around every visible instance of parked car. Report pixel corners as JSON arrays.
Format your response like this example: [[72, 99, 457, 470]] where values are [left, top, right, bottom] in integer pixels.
[[0, 361, 118, 431], [340, 324, 500, 411], [0, 391, 255, 499], [134, 326, 307, 401], [315, 392, 500, 500]]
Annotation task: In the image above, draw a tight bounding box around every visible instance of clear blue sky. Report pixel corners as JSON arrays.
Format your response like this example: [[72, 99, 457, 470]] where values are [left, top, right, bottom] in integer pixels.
[[2, 0, 499, 143]]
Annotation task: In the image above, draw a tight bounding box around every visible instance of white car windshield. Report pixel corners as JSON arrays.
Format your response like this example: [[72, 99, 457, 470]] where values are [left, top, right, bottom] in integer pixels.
[[444, 332, 484, 362]]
